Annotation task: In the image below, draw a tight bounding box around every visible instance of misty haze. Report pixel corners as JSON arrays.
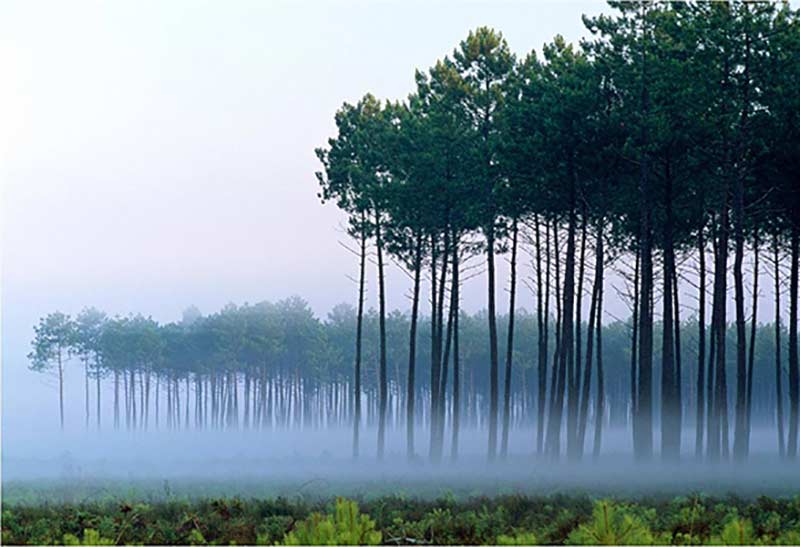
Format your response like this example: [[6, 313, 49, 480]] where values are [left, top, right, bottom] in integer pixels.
[[2, 1, 800, 545]]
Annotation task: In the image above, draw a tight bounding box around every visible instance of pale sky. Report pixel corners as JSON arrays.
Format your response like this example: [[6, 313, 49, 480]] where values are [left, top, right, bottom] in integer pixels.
[[0, 1, 778, 429], [1, 1, 611, 322]]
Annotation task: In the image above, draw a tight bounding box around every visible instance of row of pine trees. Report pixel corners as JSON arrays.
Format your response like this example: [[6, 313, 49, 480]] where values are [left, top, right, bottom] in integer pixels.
[[314, 1, 799, 463]]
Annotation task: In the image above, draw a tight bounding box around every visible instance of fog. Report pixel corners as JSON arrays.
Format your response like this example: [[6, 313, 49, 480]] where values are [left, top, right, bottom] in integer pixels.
[[4, 425, 798, 505]]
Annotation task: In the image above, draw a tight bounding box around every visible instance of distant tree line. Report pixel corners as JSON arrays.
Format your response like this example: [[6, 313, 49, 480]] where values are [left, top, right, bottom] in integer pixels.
[[28, 300, 792, 454], [314, 1, 800, 463]]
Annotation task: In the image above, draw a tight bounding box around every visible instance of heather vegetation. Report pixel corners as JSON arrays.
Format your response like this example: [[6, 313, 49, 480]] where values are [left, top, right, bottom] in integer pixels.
[[6, 495, 800, 545]]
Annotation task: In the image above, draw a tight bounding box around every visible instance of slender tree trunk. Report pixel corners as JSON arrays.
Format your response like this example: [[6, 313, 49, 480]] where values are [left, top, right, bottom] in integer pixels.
[[501, 218, 519, 458], [140, 371, 145, 430], [745, 235, 759, 454], [592, 227, 605, 460], [546, 220, 564, 457], [353, 213, 367, 460], [430, 235, 440, 460], [775, 231, 786, 458], [96, 362, 101, 430], [437, 234, 457, 459], [673, 264, 683, 456], [244, 372, 250, 429], [407, 235, 422, 461], [434, 226, 450, 460], [58, 350, 64, 431], [376, 212, 388, 461], [661, 168, 679, 461], [733, 172, 748, 462], [535, 214, 548, 455], [114, 370, 119, 430], [487, 220, 500, 462], [696, 228, 706, 459], [155, 375, 160, 430], [710, 197, 731, 462], [185, 376, 190, 429], [634, 1, 654, 462], [130, 369, 137, 430], [84, 359, 90, 430], [561, 179, 577, 461], [788, 224, 799, 459], [145, 371, 151, 430], [551, 163, 577, 460], [631, 246, 639, 432], [569, 211, 587, 459], [578, 223, 602, 456], [450, 239, 461, 461]]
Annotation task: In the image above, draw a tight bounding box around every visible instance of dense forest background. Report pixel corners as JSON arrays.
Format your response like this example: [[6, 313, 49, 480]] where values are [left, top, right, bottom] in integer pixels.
[[24, 300, 794, 447]]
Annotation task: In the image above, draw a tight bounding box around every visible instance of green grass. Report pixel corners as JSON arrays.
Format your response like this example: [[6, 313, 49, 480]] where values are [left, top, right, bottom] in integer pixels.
[[4, 493, 800, 545]]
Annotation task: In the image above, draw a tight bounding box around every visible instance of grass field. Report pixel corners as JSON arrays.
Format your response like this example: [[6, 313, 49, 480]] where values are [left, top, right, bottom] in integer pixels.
[[5, 491, 800, 545]]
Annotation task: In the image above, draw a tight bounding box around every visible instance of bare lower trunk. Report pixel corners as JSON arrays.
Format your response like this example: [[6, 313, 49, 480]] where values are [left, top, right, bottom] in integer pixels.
[[353, 213, 366, 460], [787, 225, 799, 459], [58, 350, 64, 431], [696, 228, 706, 459], [592, 227, 605, 460], [450, 241, 461, 461], [376, 212, 388, 461], [535, 215, 548, 455], [775, 231, 785, 458], [407, 236, 422, 461], [501, 219, 518, 458], [487, 223, 499, 462], [745, 237, 759, 454]]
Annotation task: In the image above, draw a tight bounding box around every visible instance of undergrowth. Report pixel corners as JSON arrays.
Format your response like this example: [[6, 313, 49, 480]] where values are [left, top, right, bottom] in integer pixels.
[[4, 494, 800, 544]]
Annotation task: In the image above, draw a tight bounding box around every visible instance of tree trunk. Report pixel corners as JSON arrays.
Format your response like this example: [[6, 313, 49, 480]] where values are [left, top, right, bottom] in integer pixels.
[[673, 264, 683, 457], [634, 1, 654, 462], [631, 245, 639, 432], [429, 235, 440, 460], [450, 238, 461, 462], [501, 218, 519, 458], [58, 350, 64, 431], [787, 224, 799, 459], [84, 359, 90, 430], [407, 235, 422, 460], [487, 220, 499, 462], [578, 223, 602, 457], [535, 214, 548, 455], [130, 369, 137, 430], [569, 211, 588, 459], [353, 212, 367, 460], [696, 228, 706, 460], [376, 211, 388, 461], [661, 168, 679, 461], [96, 361, 101, 430], [710, 197, 731, 462], [546, 219, 564, 457], [592, 226, 605, 460], [745, 235, 759, 455], [114, 370, 119, 430], [775, 231, 786, 458], [436, 234, 457, 460], [733, 168, 748, 462]]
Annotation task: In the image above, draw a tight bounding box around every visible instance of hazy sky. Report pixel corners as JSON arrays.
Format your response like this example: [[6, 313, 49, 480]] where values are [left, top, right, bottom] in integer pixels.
[[0, 0, 620, 429]]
